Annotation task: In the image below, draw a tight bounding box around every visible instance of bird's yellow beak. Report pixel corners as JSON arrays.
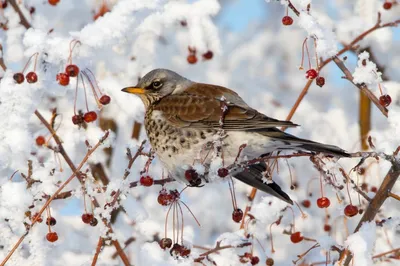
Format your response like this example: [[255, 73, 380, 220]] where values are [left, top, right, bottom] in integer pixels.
[[121, 87, 146, 94]]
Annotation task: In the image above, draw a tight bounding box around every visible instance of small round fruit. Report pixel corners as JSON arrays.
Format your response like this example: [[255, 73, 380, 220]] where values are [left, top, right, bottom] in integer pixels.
[[317, 197, 330, 208], [99, 95, 111, 105], [383, 2, 392, 10], [48, 0, 60, 6], [282, 16, 293, 26], [379, 94, 392, 107], [56, 73, 70, 86], [26, 72, 38, 83], [184, 169, 198, 182], [371, 186, 378, 193], [158, 190, 173, 206], [90, 217, 98, 227], [13, 73, 25, 84], [83, 111, 97, 123], [290, 232, 303, 243], [316, 76, 325, 87], [305, 69, 318, 80], [65, 64, 79, 77], [187, 54, 198, 64], [46, 232, 58, 242], [82, 213, 94, 224], [251, 256, 260, 265], [72, 114, 84, 125], [46, 217, 57, 226], [202, 50, 213, 60], [140, 175, 154, 187], [324, 224, 331, 232], [159, 238, 172, 249], [344, 204, 359, 217], [217, 167, 229, 178], [266, 258, 274, 266], [301, 199, 311, 208], [36, 136, 46, 146], [232, 208, 243, 223]]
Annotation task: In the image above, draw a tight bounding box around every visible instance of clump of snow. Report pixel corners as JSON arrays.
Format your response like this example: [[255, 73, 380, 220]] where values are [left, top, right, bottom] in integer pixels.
[[353, 51, 382, 85], [345, 222, 376, 266]]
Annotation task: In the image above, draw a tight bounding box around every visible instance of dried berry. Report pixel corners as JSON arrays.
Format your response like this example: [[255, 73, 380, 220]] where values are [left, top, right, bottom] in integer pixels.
[[46, 217, 57, 226], [301, 199, 311, 208], [379, 94, 392, 107], [13, 73, 25, 84], [72, 114, 84, 125], [90, 217, 98, 227], [217, 167, 229, 178], [99, 95, 111, 105], [159, 238, 173, 249], [316, 76, 325, 87]]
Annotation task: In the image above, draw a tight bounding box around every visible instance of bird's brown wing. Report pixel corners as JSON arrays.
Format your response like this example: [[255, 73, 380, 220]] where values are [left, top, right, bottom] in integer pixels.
[[153, 83, 297, 130]]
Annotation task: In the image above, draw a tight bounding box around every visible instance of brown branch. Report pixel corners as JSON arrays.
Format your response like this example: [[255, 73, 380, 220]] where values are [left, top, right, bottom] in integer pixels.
[[7, 0, 31, 29], [343, 159, 400, 265], [287, 1, 300, 16], [372, 247, 400, 259], [0, 44, 7, 71], [332, 56, 388, 117], [91, 237, 104, 266], [194, 241, 251, 261], [388, 192, 400, 201], [129, 177, 174, 188]]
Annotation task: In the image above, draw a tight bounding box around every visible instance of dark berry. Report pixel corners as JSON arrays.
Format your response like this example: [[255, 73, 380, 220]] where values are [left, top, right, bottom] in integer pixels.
[[305, 69, 318, 80], [159, 238, 172, 249], [232, 208, 243, 223], [13, 73, 24, 84], [26, 72, 38, 83], [46, 232, 58, 242], [56, 73, 70, 86], [316, 76, 325, 87], [82, 213, 94, 224], [324, 224, 331, 232], [344, 204, 358, 217], [65, 64, 79, 77], [282, 16, 293, 26], [140, 175, 154, 187], [187, 54, 197, 64], [383, 2, 392, 9], [379, 94, 392, 107], [99, 95, 111, 105], [184, 169, 198, 182], [83, 111, 97, 123], [301, 200, 311, 208], [251, 256, 260, 265], [290, 232, 303, 243], [371, 186, 378, 193], [36, 136, 46, 146], [217, 167, 229, 178], [202, 50, 213, 60], [90, 217, 98, 227], [72, 114, 84, 125], [46, 217, 57, 226], [317, 197, 330, 208]]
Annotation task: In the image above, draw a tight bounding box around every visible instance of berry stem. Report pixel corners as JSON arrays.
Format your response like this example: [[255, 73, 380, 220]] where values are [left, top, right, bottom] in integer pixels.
[[81, 74, 90, 112], [68, 39, 81, 65], [300, 38, 308, 70], [313, 38, 320, 70], [21, 52, 39, 73], [319, 174, 324, 197], [177, 202, 184, 244]]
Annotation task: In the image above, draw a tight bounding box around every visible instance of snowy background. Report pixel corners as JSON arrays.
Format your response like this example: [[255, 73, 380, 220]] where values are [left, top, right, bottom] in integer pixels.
[[0, 0, 399, 265]]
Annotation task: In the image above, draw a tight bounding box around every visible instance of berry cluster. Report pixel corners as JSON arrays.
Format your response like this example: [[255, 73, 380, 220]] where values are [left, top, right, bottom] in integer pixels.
[[239, 252, 260, 265], [81, 213, 98, 226], [157, 189, 180, 206], [186, 47, 214, 64], [13, 53, 39, 84]]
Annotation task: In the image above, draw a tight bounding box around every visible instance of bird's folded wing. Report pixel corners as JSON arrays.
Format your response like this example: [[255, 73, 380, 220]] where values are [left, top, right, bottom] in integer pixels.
[[154, 83, 297, 130]]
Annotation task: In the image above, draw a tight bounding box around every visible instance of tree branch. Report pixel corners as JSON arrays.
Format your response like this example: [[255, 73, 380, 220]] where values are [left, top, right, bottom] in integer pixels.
[[7, 0, 31, 29]]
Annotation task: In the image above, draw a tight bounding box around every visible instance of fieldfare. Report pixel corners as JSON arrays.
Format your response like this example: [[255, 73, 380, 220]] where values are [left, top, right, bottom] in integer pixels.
[[122, 69, 349, 204]]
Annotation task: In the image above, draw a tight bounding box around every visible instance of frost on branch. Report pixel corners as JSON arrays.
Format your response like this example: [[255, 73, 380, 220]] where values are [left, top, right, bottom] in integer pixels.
[[353, 51, 382, 85]]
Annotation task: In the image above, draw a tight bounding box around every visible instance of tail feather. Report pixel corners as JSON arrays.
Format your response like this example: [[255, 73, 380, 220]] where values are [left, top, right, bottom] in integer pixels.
[[233, 162, 293, 205]]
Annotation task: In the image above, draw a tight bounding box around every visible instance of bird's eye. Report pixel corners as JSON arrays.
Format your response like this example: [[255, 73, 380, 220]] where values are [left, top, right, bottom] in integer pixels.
[[152, 81, 162, 89]]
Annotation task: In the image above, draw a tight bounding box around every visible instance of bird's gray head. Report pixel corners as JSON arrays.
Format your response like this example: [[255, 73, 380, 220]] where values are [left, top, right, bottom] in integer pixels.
[[122, 69, 193, 108]]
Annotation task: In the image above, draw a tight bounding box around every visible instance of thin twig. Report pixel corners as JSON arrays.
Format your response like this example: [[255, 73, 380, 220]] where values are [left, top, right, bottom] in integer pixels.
[[0, 44, 7, 71], [372, 247, 400, 259], [7, 0, 32, 29], [91, 237, 104, 266], [194, 241, 251, 261]]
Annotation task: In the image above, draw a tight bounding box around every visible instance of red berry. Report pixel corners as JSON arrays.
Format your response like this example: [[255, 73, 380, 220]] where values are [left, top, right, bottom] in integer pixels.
[[251, 256, 260, 265], [56, 73, 70, 86], [290, 232, 304, 243], [184, 169, 198, 182], [81, 213, 94, 224], [2, 1, 7, 9], [316, 76, 325, 87], [266, 258, 274, 266], [31, 213, 43, 223], [383, 2, 392, 9], [282, 16, 293, 26], [232, 208, 243, 223], [202, 50, 213, 60], [305, 69, 318, 80], [301, 200, 311, 208], [46, 217, 57, 226], [317, 197, 330, 208], [72, 114, 84, 125], [90, 217, 98, 227], [379, 94, 392, 107], [324, 224, 331, 232], [158, 189, 173, 206], [187, 54, 197, 64], [13, 73, 24, 84], [159, 238, 172, 249], [217, 167, 229, 178], [344, 204, 359, 217], [26, 72, 38, 83], [83, 111, 97, 123], [140, 175, 154, 187], [46, 232, 58, 242], [48, 0, 60, 6], [36, 136, 46, 146], [99, 95, 111, 105], [371, 186, 378, 193], [65, 64, 79, 77], [179, 246, 191, 257]]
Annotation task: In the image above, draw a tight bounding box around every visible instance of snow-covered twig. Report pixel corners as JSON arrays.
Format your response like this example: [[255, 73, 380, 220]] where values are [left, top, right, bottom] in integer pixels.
[[7, 0, 31, 29]]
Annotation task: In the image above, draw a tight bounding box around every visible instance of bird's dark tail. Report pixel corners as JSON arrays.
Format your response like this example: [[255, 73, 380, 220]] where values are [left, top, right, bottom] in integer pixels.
[[233, 162, 293, 205]]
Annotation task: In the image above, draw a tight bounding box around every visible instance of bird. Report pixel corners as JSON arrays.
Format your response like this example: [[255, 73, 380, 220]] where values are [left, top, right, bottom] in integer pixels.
[[122, 69, 350, 204]]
